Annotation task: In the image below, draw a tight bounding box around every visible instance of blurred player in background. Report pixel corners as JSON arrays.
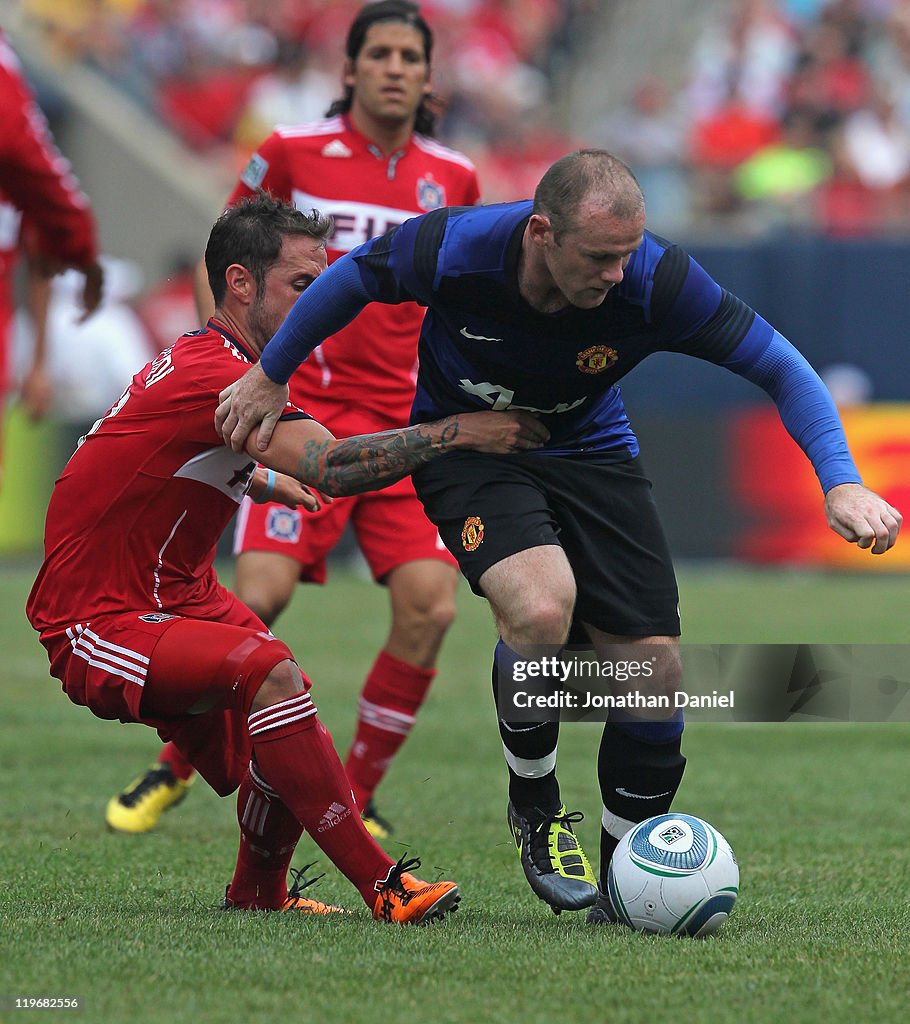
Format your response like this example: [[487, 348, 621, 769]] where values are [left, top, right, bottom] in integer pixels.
[[0, 29, 103, 478], [215, 150, 901, 919], [107, 0, 480, 839], [28, 194, 545, 920]]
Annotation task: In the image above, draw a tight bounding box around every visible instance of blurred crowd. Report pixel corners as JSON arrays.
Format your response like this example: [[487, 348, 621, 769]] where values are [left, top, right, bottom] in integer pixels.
[[19, 0, 910, 236], [20, 0, 590, 203], [597, 0, 910, 236]]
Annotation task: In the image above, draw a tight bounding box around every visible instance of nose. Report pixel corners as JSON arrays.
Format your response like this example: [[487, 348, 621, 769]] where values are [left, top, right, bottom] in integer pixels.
[[601, 260, 624, 284], [386, 52, 405, 74]]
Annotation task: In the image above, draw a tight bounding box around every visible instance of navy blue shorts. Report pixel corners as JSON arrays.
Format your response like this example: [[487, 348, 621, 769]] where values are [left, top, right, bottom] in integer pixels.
[[413, 451, 680, 637]]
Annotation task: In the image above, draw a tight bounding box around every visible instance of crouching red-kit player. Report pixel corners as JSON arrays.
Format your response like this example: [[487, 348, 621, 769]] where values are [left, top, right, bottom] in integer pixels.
[[26, 195, 548, 921]]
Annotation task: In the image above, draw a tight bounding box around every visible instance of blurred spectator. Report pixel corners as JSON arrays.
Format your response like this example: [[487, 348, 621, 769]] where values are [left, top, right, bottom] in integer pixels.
[[15, 256, 154, 427], [134, 253, 199, 352], [233, 38, 336, 152], [733, 106, 833, 226], [596, 76, 690, 233]]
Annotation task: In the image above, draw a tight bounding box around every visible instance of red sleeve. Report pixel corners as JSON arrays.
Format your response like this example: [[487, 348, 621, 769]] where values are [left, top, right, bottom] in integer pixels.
[[227, 132, 294, 206], [0, 33, 99, 266]]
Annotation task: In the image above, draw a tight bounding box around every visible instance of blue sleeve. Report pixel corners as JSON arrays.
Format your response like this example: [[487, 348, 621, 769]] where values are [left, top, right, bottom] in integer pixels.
[[728, 329, 861, 493], [259, 252, 376, 385]]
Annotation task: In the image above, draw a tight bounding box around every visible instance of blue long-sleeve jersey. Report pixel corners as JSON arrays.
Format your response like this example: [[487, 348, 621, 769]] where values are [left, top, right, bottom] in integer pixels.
[[260, 201, 860, 494]]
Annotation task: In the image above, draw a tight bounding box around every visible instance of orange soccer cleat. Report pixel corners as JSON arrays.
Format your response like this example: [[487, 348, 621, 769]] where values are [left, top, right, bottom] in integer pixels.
[[372, 856, 460, 925]]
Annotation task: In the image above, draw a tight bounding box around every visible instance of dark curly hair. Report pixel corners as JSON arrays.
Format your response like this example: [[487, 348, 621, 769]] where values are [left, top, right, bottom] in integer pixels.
[[205, 194, 333, 304]]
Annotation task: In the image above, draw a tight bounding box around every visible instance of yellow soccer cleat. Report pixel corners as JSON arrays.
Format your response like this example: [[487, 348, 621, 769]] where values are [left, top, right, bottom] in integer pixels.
[[361, 799, 394, 840], [372, 856, 460, 925], [105, 764, 194, 834]]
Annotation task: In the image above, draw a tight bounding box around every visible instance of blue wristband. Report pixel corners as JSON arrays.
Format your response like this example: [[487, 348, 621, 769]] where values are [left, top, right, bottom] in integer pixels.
[[257, 468, 276, 504]]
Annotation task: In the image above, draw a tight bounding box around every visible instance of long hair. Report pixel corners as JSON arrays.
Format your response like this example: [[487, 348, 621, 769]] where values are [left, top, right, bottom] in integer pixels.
[[205, 194, 333, 304], [325, 0, 438, 137]]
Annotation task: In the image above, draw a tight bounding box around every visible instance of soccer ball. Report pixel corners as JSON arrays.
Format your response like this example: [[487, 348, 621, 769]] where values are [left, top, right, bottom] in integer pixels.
[[606, 813, 739, 937]]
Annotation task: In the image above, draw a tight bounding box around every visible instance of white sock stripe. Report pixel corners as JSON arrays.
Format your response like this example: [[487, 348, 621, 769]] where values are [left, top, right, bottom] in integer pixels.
[[248, 693, 314, 728], [241, 791, 269, 835], [501, 744, 558, 779], [602, 807, 637, 840], [248, 760, 279, 798], [249, 705, 318, 737], [357, 699, 414, 736]]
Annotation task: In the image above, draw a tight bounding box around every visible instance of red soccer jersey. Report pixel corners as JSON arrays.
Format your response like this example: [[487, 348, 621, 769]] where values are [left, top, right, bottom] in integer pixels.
[[228, 116, 479, 420], [0, 30, 98, 268], [27, 323, 305, 633]]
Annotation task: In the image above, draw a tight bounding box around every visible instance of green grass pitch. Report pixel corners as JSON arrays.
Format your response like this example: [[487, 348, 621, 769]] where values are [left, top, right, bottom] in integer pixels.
[[1, 560, 908, 1024]]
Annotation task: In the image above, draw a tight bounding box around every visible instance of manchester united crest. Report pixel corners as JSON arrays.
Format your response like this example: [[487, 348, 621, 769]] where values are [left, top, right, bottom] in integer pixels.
[[461, 516, 485, 552], [576, 345, 618, 374]]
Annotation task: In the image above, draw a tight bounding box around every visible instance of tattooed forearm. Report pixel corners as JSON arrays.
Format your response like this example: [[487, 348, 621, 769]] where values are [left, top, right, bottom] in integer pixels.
[[296, 418, 461, 497]]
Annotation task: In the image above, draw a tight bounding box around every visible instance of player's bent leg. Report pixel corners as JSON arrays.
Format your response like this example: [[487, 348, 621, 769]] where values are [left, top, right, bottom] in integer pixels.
[[217, 645, 459, 922], [233, 550, 301, 628], [344, 560, 459, 830], [481, 548, 597, 912]]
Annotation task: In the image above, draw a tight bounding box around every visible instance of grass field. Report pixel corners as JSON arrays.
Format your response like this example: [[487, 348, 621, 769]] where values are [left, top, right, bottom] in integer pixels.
[[1, 559, 909, 1024]]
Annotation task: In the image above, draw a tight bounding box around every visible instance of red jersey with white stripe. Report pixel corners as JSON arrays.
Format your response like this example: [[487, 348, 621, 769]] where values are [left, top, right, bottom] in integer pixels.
[[228, 115, 479, 421], [27, 322, 306, 633], [0, 31, 98, 268]]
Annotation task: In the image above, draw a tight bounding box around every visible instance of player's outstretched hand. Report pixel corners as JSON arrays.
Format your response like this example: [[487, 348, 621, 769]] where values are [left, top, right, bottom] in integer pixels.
[[276, 477, 327, 513], [452, 410, 550, 454], [216, 363, 289, 453], [824, 482, 902, 554]]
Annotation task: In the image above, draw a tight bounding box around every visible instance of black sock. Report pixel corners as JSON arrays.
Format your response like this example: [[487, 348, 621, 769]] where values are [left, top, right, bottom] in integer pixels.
[[596, 718, 686, 888], [493, 641, 561, 815]]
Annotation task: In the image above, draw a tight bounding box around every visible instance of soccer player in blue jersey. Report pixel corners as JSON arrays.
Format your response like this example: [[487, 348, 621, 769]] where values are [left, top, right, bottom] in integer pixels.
[[216, 150, 902, 918]]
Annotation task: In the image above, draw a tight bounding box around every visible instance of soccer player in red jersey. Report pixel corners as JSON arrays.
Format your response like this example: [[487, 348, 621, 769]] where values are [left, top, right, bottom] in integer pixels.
[[27, 194, 547, 919], [0, 30, 102, 476], [0, 30, 102, 321], [108, 1, 481, 837]]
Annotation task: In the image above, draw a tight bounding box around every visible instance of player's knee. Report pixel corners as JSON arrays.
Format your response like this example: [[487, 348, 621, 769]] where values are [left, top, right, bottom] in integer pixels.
[[251, 659, 308, 713], [397, 591, 456, 641], [238, 588, 291, 629], [646, 641, 683, 703], [508, 592, 575, 645]]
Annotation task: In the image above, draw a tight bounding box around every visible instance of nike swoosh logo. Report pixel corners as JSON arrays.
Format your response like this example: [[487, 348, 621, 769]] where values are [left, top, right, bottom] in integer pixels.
[[614, 788, 673, 800], [460, 327, 503, 342]]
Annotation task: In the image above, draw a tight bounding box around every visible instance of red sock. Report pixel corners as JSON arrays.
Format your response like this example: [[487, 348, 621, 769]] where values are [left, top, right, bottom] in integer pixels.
[[158, 740, 195, 781], [345, 650, 435, 809], [248, 692, 393, 908], [225, 761, 303, 909]]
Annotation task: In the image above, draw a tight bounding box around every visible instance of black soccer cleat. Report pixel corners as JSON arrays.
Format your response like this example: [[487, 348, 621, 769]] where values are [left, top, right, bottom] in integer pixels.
[[507, 802, 598, 913]]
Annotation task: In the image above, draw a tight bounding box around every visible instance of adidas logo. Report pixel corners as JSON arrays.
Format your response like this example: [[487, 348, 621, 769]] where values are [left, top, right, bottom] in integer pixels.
[[322, 139, 352, 158], [317, 801, 352, 833]]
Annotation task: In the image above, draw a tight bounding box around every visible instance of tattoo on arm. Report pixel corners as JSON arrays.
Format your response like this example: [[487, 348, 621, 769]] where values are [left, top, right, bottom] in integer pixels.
[[297, 418, 460, 496]]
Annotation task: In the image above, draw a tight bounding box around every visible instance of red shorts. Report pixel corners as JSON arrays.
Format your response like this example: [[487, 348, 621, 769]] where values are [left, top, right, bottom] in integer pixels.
[[38, 593, 298, 796], [233, 406, 456, 583]]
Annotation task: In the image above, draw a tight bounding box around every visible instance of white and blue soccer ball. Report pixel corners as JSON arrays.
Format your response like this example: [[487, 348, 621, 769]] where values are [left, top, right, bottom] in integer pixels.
[[606, 813, 739, 937]]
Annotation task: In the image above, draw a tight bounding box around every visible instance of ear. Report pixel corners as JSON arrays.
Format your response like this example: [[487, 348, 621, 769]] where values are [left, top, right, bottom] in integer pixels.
[[224, 263, 255, 304], [342, 57, 355, 91], [526, 213, 553, 248]]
